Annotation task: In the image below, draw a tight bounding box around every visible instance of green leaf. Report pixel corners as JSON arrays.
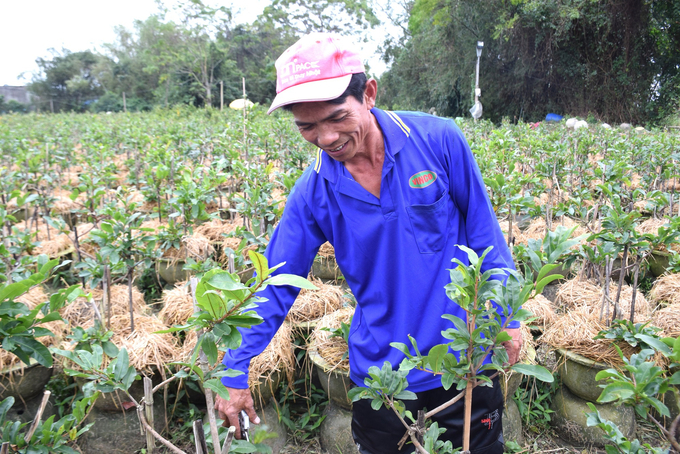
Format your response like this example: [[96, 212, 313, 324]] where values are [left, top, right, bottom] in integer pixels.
[[0, 281, 31, 303], [10, 336, 53, 367], [100, 222, 114, 234], [249, 251, 269, 281], [203, 378, 230, 401], [200, 333, 218, 365], [113, 348, 130, 382], [206, 271, 247, 292], [511, 364, 553, 383], [670, 371, 680, 385], [264, 274, 318, 289], [425, 344, 448, 373]]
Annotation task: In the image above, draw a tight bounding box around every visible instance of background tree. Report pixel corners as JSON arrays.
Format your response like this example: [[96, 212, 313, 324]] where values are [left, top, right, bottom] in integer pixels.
[[28, 49, 103, 112], [379, 0, 680, 124]]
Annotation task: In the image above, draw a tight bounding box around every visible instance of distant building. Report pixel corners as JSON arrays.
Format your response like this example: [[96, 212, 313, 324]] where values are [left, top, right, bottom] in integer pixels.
[[0, 86, 33, 105]]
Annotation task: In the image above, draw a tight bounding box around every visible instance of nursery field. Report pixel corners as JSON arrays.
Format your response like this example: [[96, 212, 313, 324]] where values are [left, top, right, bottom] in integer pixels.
[[0, 107, 679, 454]]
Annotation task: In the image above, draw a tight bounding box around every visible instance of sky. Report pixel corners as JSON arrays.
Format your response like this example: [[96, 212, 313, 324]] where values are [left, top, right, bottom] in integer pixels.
[[0, 0, 270, 86], [0, 0, 391, 87]]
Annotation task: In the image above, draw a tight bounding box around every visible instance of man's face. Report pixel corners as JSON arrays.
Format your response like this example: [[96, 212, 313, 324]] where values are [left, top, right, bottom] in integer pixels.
[[290, 82, 377, 163]]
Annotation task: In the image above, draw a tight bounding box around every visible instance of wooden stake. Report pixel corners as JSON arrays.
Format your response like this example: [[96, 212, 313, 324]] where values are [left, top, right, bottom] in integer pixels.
[[144, 377, 155, 453], [0, 442, 9, 454], [242, 77, 248, 161], [221, 426, 236, 454], [104, 265, 111, 329], [24, 391, 51, 443], [220, 81, 224, 112], [194, 419, 208, 454]]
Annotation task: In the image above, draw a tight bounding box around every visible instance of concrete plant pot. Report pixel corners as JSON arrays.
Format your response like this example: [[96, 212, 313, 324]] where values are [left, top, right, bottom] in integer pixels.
[[308, 345, 352, 410], [555, 348, 611, 402]]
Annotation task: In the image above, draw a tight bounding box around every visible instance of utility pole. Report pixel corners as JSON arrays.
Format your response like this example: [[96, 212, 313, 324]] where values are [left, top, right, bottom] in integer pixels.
[[123, 92, 127, 112], [470, 41, 484, 121], [220, 81, 224, 111]]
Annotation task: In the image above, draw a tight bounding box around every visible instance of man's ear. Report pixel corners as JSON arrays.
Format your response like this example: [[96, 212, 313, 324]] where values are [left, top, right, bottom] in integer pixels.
[[364, 78, 378, 109]]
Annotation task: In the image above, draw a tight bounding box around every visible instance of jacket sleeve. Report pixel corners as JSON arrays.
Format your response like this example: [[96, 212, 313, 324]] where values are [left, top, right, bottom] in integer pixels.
[[444, 122, 520, 329], [221, 186, 327, 388]]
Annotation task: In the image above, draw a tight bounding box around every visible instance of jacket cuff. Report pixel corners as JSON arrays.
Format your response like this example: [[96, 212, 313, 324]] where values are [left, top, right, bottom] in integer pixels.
[[220, 358, 251, 389]]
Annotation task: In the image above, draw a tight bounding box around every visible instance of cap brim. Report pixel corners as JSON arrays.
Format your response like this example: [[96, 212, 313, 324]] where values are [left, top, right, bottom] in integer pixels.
[[267, 74, 353, 115]]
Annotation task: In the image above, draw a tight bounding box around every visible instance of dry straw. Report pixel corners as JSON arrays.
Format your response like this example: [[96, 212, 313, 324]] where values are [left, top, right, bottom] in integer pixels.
[[310, 307, 355, 372], [317, 242, 335, 257], [555, 277, 651, 322], [651, 303, 680, 338], [107, 313, 178, 373], [13, 218, 72, 256], [515, 217, 587, 247], [194, 217, 243, 243], [158, 281, 194, 326], [523, 294, 558, 329], [542, 306, 637, 366], [649, 273, 680, 307], [61, 285, 149, 328], [288, 279, 345, 324]]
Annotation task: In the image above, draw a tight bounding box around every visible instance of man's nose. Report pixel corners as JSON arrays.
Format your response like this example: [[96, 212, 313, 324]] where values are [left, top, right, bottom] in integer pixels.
[[317, 125, 340, 149]]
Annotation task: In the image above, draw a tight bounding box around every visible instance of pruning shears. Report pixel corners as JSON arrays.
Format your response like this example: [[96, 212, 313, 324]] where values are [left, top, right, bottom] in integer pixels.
[[239, 410, 250, 441]]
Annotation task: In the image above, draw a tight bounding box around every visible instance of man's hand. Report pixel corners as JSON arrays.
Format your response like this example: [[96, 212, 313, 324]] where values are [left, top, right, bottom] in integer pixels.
[[214, 388, 260, 440], [501, 327, 523, 366]]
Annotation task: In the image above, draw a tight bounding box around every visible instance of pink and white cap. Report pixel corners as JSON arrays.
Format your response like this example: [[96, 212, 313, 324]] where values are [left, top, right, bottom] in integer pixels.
[[267, 33, 365, 114]]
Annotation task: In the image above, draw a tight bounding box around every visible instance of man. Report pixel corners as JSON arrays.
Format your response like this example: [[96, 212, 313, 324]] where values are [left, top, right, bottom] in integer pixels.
[[214, 33, 522, 454]]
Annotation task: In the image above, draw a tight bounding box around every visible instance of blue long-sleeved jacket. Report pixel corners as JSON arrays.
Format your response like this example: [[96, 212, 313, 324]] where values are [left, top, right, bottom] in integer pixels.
[[222, 108, 517, 392]]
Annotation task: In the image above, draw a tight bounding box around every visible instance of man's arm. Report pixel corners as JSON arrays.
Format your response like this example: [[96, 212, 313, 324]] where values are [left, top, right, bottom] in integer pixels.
[[218, 187, 326, 433]]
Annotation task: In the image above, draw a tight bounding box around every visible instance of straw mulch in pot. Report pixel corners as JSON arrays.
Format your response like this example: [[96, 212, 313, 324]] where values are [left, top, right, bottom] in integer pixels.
[[248, 321, 295, 405], [177, 322, 295, 399], [523, 294, 558, 329], [542, 306, 639, 367], [317, 242, 335, 257], [649, 273, 680, 307], [514, 217, 587, 248], [60, 285, 149, 329], [194, 217, 243, 243], [158, 281, 193, 326], [651, 303, 680, 338], [161, 234, 215, 262], [287, 279, 345, 324], [107, 313, 178, 374], [13, 218, 73, 256], [310, 307, 354, 372], [555, 277, 652, 322], [50, 188, 83, 215], [496, 220, 521, 246]]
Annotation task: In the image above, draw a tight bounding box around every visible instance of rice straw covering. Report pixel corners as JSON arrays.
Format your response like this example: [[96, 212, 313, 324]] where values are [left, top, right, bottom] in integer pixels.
[[13, 218, 72, 256], [523, 294, 558, 328], [248, 321, 295, 394], [194, 217, 242, 243], [515, 217, 587, 247], [651, 303, 680, 338], [287, 279, 345, 323], [496, 220, 522, 246], [555, 277, 651, 322], [61, 285, 149, 328], [158, 281, 194, 326], [317, 242, 335, 257], [310, 307, 355, 371], [649, 273, 680, 307], [542, 306, 639, 366], [107, 313, 178, 373]]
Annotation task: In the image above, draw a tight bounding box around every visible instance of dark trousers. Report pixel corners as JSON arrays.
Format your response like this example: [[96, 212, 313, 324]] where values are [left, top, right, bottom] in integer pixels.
[[352, 375, 505, 454]]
